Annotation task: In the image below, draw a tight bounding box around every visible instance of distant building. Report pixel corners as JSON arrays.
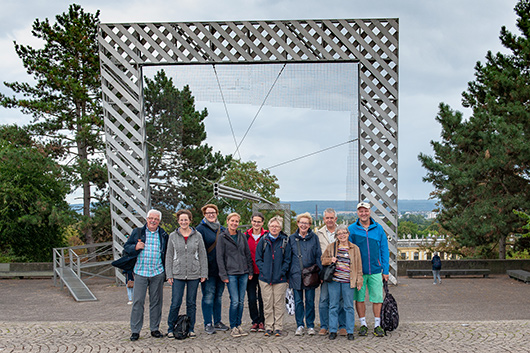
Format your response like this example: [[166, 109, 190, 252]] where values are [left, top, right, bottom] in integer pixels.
[[397, 236, 459, 260]]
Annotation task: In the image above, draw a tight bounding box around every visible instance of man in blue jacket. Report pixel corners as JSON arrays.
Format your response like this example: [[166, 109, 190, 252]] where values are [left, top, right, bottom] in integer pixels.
[[123, 209, 169, 341], [348, 202, 389, 337]]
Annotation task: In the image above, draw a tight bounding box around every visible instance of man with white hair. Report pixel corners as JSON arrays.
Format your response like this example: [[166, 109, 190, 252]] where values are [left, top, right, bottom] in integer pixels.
[[124, 209, 169, 341], [348, 202, 389, 338], [315, 208, 347, 336]]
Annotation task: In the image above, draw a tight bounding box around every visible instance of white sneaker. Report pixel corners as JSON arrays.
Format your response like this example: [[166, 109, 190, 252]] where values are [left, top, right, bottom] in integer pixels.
[[295, 326, 305, 336], [127, 301, 133, 305], [307, 327, 316, 335]]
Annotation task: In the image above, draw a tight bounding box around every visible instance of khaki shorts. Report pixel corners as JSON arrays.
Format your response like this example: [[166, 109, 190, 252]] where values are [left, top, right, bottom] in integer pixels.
[[354, 273, 384, 303]]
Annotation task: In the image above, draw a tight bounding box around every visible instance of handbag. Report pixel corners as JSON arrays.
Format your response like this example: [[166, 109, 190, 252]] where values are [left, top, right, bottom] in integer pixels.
[[126, 280, 134, 288], [320, 243, 336, 282], [296, 238, 320, 288], [285, 288, 295, 316], [111, 253, 138, 272]]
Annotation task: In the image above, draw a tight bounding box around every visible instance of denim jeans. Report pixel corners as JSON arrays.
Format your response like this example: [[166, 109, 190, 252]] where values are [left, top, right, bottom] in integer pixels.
[[433, 270, 442, 284], [319, 281, 346, 330], [167, 279, 200, 332], [246, 275, 264, 324], [226, 274, 248, 328], [293, 288, 316, 328], [328, 281, 356, 334], [201, 276, 225, 327]]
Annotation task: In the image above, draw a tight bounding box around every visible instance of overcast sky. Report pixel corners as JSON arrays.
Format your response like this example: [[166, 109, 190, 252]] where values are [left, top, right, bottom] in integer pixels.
[[0, 0, 520, 202]]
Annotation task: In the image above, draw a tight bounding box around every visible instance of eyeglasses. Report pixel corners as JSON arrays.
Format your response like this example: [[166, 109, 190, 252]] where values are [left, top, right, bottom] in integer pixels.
[[204, 212, 217, 216], [147, 217, 160, 221], [251, 220, 263, 223]]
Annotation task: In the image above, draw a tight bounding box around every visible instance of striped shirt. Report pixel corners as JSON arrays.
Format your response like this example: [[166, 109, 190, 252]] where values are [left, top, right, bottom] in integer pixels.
[[333, 246, 351, 283], [134, 228, 164, 277]]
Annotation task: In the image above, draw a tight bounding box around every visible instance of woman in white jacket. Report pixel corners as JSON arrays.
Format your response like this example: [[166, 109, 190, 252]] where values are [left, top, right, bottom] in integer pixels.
[[166, 209, 208, 338]]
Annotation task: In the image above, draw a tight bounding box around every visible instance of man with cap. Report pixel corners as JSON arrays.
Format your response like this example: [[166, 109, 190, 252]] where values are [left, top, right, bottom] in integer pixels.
[[348, 202, 389, 337]]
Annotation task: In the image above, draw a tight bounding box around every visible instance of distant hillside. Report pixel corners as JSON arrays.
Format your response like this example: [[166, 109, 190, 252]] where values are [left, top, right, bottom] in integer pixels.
[[282, 200, 437, 215]]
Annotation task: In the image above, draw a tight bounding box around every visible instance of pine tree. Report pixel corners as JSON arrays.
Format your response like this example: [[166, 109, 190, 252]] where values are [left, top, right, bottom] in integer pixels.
[[419, 0, 530, 258], [144, 70, 232, 224], [0, 4, 105, 245]]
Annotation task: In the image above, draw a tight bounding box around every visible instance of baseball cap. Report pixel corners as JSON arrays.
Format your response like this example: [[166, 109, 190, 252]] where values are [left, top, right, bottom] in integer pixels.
[[356, 201, 371, 210]]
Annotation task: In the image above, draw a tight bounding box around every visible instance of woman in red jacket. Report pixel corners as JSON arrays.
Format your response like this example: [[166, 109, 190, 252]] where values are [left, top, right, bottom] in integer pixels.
[[244, 212, 266, 332]]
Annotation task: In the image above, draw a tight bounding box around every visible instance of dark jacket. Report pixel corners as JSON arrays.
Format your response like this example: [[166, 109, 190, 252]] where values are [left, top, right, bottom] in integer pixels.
[[123, 224, 169, 273], [287, 229, 322, 290], [216, 229, 254, 282], [431, 254, 442, 270], [255, 231, 291, 284], [196, 220, 225, 278]]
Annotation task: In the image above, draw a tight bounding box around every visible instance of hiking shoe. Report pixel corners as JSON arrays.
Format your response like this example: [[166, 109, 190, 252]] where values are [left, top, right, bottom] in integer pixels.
[[231, 327, 241, 338], [318, 328, 328, 335], [358, 325, 368, 336], [238, 326, 248, 336], [214, 322, 230, 331], [188, 331, 196, 338], [373, 326, 385, 337], [347, 333, 354, 340], [295, 326, 305, 336], [264, 330, 272, 337], [338, 328, 347, 336], [329, 332, 337, 340], [205, 323, 216, 335], [307, 327, 316, 335], [250, 323, 259, 332], [274, 330, 282, 337], [258, 323, 265, 332]]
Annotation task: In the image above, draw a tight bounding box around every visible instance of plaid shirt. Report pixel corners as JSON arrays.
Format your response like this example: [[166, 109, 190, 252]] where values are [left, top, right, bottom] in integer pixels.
[[134, 228, 164, 277]]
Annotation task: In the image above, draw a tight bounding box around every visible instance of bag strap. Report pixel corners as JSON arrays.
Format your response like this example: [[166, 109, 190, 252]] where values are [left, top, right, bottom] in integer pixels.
[[383, 279, 389, 295], [207, 227, 221, 254], [296, 238, 304, 271]]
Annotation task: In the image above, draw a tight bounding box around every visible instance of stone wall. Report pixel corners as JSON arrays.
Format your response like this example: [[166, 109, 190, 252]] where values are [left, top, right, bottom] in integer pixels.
[[397, 259, 530, 276]]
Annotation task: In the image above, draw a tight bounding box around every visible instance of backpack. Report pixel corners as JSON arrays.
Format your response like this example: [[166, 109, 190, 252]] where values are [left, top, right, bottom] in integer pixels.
[[432, 256, 442, 270], [173, 315, 190, 340], [380, 280, 399, 334]]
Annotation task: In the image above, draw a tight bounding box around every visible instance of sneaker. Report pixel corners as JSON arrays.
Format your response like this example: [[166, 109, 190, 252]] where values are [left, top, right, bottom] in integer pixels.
[[205, 323, 216, 335], [318, 328, 328, 335], [231, 327, 241, 338], [373, 326, 385, 337], [188, 331, 196, 338], [238, 326, 248, 336], [359, 325, 368, 336], [338, 328, 347, 336], [329, 332, 337, 340], [264, 330, 272, 337], [258, 323, 265, 332], [127, 301, 133, 305], [295, 326, 305, 336], [274, 330, 282, 337], [307, 327, 316, 336], [250, 323, 259, 332], [214, 322, 230, 331], [167, 332, 174, 338], [347, 333, 354, 340]]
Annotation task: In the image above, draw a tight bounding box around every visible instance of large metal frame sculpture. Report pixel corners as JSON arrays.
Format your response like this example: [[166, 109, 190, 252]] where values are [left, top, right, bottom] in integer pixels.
[[98, 19, 399, 283]]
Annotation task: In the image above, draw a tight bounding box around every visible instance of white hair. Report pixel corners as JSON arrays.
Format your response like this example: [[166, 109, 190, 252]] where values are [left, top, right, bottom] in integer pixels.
[[147, 209, 162, 220]]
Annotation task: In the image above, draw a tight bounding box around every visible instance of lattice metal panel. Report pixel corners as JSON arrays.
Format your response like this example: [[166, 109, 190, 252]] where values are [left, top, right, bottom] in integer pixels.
[[98, 19, 399, 283]]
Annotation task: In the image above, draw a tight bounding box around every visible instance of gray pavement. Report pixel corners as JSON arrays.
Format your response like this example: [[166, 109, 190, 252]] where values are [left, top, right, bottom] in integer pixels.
[[1, 274, 529, 352]]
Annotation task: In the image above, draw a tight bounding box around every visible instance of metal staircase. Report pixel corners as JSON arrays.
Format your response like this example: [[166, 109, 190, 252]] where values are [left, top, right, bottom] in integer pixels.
[[53, 242, 114, 302]]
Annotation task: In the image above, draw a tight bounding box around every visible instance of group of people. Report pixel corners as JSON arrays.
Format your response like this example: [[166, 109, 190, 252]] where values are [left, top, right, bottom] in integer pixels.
[[123, 201, 389, 342]]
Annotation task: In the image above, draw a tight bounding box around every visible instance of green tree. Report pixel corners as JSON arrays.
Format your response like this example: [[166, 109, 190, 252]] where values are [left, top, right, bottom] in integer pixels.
[[0, 4, 105, 245], [0, 126, 69, 261], [397, 221, 419, 239], [219, 159, 280, 225], [418, 0, 530, 259], [144, 70, 232, 224]]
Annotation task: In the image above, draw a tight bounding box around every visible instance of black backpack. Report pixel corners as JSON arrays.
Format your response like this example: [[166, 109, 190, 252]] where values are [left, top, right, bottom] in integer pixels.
[[432, 256, 442, 270], [173, 315, 190, 340], [380, 280, 399, 334]]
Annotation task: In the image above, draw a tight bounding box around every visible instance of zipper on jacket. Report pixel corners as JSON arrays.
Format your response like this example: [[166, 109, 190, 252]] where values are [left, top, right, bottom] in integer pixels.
[[365, 228, 371, 275]]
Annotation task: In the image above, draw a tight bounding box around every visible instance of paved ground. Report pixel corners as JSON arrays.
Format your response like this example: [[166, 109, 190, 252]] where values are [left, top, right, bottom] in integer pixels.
[[1, 274, 529, 352]]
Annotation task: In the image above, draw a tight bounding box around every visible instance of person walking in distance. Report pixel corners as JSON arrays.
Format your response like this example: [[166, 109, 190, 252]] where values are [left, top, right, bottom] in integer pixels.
[[432, 252, 442, 284]]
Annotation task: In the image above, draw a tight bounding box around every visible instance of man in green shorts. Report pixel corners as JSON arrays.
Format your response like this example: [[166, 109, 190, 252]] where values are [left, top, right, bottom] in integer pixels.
[[348, 202, 389, 337]]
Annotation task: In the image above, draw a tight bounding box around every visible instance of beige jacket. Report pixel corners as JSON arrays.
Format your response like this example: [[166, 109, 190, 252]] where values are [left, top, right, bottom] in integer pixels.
[[315, 224, 335, 255], [321, 241, 364, 289]]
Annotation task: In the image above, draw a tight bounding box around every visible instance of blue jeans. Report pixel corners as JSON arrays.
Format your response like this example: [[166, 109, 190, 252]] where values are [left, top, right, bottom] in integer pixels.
[[226, 274, 248, 328], [201, 276, 225, 327], [319, 281, 346, 330], [328, 281, 356, 334], [293, 288, 316, 328], [167, 279, 200, 332]]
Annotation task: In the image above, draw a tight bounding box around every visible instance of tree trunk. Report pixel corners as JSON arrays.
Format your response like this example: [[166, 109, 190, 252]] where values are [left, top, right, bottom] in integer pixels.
[[498, 234, 506, 259]]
